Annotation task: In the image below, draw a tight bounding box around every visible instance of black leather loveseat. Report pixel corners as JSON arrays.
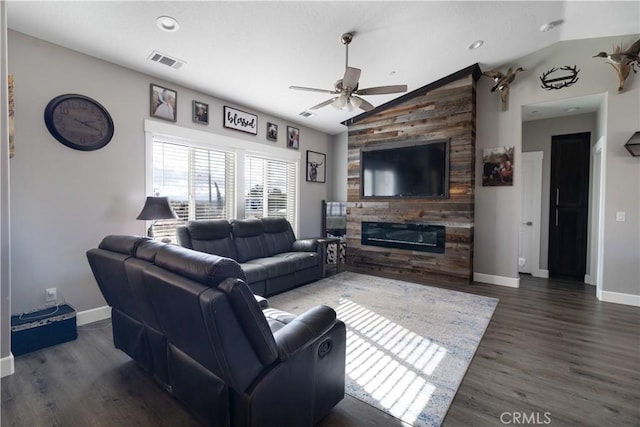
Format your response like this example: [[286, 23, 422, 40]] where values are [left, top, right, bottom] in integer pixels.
[[176, 217, 322, 296], [87, 235, 346, 426]]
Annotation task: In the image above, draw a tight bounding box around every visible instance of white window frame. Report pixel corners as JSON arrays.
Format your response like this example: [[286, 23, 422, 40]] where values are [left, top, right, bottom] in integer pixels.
[[143, 119, 300, 233]]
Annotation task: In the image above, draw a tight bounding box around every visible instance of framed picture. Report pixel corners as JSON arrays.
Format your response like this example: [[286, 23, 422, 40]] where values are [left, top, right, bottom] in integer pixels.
[[306, 150, 326, 183], [287, 126, 299, 149], [224, 105, 257, 134], [150, 84, 177, 122], [192, 101, 209, 124], [482, 146, 514, 186], [266, 122, 278, 141]]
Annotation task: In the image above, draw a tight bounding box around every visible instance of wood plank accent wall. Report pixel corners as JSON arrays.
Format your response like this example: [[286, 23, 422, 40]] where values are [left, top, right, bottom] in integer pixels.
[[345, 68, 478, 285]]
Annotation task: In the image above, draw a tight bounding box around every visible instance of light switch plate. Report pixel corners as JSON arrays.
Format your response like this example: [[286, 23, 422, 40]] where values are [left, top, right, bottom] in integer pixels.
[[616, 211, 626, 222]]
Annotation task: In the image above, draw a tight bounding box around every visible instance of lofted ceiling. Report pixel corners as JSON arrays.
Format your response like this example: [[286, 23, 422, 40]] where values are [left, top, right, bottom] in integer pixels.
[[6, 1, 640, 135]]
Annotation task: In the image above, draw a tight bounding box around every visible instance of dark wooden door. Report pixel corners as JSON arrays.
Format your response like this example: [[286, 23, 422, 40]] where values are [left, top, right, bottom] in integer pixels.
[[548, 132, 590, 279]]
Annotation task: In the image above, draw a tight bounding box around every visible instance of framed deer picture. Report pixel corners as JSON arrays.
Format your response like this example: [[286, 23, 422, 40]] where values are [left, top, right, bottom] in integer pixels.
[[306, 150, 326, 183]]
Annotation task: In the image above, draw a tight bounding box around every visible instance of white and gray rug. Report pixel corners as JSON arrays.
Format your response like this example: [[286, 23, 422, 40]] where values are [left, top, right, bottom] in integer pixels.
[[268, 271, 498, 427]]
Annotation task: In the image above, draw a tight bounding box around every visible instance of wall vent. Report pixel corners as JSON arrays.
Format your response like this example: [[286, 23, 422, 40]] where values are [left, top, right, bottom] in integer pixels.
[[148, 51, 185, 69]]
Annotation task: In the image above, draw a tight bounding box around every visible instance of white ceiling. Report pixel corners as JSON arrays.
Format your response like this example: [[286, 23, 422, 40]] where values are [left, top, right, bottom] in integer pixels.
[[7, 1, 640, 135]]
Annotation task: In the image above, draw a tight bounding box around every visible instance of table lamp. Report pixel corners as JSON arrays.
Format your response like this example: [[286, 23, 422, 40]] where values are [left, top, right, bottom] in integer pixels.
[[136, 196, 178, 238]]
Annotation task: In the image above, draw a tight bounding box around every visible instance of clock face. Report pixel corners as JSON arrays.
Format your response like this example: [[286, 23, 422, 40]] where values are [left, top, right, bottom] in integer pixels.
[[44, 94, 114, 151]]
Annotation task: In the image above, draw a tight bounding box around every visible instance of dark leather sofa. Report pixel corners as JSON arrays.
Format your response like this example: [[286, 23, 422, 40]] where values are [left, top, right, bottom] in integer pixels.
[[176, 217, 322, 296], [87, 235, 346, 426]]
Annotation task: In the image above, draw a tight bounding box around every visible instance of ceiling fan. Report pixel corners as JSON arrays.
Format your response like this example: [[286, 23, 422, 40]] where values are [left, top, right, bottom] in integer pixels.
[[289, 32, 408, 112]]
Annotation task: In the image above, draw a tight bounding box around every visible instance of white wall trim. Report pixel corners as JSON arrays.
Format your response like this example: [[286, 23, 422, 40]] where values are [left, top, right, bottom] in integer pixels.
[[76, 306, 111, 326], [535, 269, 549, 279], [599, 291, 640, 307], [1, 353, 14, 378], [520, 151, 544, 278], [474, 272, 520, 288], [592, 136, 606, 300], [584, 274, 595, 286]]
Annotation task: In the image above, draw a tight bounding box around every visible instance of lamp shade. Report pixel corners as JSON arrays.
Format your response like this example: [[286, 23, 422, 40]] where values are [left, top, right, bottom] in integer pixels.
[[136, 196, 178, 220], [624, 131, 640, 157]]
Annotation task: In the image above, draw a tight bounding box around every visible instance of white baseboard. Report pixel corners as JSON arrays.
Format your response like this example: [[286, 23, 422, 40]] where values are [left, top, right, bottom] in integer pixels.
[[474, 272, 520, 288], [76, 306, 111, 326], [1, 353, 14, 378], [536, 269, 549, 279], [599, 291, 640, 307]]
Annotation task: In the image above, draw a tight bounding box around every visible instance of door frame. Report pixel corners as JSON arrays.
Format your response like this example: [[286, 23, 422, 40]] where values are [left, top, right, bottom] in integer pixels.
[[591, 136, 606, 300], [520, 151, 545, 278]]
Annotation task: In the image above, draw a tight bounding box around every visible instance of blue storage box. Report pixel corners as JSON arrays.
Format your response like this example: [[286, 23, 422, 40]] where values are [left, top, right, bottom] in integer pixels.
[[11, 304, 78, 356]]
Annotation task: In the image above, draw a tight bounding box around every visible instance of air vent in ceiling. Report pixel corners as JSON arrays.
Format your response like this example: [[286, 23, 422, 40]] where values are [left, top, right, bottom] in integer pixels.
[[299, 111, 315, 118], [148, 51, 185, 69]]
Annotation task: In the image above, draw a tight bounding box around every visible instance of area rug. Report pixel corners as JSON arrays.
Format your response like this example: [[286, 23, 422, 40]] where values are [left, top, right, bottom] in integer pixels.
[[267, 271, 498, 427]]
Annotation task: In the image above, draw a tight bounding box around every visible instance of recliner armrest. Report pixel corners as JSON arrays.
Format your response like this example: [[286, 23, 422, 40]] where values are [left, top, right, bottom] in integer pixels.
[[291, 238, 319, 253], [273, 305, 336, 360], [254, 294, 269, 308]]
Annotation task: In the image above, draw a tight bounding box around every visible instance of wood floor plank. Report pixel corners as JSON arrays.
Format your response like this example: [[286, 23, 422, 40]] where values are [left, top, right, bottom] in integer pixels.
[[2, 273, 638, 426]]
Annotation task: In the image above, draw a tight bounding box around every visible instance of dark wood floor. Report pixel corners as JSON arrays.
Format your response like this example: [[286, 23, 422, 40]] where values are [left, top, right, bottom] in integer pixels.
[[2, 274, 639, 426]]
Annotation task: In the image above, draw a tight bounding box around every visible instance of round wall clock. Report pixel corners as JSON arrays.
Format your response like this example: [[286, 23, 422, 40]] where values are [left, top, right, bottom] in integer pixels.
[[44, 94, 114, 151]]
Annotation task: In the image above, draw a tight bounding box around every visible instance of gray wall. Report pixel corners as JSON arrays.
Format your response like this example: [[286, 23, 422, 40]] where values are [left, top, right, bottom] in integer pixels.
[[522, 113, 597, 272], [7, 30, 332, 316], [332, 35, 639, 299], [1, 2, 11, 362], [474, 34, 639, 297]]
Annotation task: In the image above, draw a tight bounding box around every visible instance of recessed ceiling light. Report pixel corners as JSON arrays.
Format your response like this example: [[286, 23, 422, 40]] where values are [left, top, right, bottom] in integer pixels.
[[468, 40, 484, 50], [156, 16, 179, 32], [539, 19, 563, 32], [566, 107, 581, 113]]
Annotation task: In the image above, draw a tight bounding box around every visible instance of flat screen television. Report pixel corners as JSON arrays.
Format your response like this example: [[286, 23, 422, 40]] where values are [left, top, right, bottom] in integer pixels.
[[360, 139, 450, 198]]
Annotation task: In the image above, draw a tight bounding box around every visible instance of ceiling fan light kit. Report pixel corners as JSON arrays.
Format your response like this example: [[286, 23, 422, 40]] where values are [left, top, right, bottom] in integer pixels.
[[290, 32, 407, 113]]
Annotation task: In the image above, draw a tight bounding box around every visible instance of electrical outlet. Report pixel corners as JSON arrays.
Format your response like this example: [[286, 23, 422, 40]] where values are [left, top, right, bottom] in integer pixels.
[[45, 287, 57, 303]]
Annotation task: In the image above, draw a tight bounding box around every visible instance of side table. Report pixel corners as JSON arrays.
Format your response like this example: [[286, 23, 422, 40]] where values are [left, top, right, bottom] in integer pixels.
[[317, 237, 343, 277]]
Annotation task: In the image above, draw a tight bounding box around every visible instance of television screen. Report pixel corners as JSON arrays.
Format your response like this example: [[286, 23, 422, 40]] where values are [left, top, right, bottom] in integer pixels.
[[361, 139, 449, 198]]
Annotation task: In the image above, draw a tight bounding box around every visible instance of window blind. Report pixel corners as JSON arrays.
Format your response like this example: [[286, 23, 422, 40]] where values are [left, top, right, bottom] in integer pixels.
[[152, 140, 235, 242], [244, 154, 296, 226]]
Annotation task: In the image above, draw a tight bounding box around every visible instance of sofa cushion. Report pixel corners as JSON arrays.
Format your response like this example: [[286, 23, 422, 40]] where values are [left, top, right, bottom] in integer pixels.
[[239, 263, 268, 284], [231, 219, 269, 262], [262, 217, 295, 256], [154, 244, 246, 286], [186, 220, 237, 259], [135, 239, 165, 262], [245, 257, 296, 278], [272, 251, 320, 271], [217, 278, 279, 366], [99, 235, 149, 255]]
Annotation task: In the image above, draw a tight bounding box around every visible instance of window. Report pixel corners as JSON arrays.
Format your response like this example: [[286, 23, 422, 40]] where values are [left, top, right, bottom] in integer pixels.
[[245, 154, 297, 225], [152, 138, 235, 242], [146, 120, 301, 241]]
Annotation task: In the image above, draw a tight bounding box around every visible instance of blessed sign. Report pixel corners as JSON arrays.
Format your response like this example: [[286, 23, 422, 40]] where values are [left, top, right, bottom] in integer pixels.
[[224, 106, 258, 135]]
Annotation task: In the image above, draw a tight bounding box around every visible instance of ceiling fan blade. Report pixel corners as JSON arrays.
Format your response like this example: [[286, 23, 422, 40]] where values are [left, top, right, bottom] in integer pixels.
[[354, 96, 375, 111], [356, 84, 408, 96], [309, 98, 338, 110], [289, 85, 337, 94], [342, 67, 361, 90]]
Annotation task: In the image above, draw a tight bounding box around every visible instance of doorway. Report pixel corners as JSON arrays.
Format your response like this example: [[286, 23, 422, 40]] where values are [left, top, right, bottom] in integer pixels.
[[548, 132, 591, 279], [519, 152, 543, 276]]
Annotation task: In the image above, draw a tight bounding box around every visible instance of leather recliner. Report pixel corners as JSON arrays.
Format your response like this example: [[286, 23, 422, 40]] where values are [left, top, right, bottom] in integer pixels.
[[87, 236, 346, 426], [176, 217, 323, 296]]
